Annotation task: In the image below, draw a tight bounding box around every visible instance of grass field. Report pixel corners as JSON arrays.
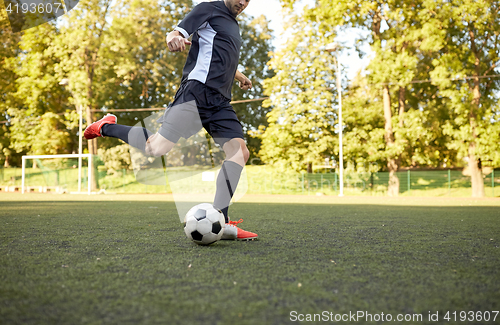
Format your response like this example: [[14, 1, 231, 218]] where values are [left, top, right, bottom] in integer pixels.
[[1, 193, 499, 324]]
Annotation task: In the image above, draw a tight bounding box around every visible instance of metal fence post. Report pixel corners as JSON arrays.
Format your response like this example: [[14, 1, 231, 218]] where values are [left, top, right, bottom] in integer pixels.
[[301, 173, 304, 195], [448, 169, 451, 195], [492, 169, 495, 197], [270, 172, 273, 194], [122, 169, 126, 192], [407, 170, 411, 195]]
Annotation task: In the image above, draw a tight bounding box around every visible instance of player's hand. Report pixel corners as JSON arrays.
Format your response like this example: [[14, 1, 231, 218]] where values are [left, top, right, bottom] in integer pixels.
[[167, 35, 191, 52], [238, 76, 252, 90]]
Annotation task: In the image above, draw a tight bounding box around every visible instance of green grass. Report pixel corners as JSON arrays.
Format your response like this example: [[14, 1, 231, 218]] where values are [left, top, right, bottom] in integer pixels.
[[1, 194, 499, 324]]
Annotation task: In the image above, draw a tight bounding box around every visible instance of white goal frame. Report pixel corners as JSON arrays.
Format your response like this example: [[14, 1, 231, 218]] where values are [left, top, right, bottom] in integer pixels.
[[21, 154, 92, 195]]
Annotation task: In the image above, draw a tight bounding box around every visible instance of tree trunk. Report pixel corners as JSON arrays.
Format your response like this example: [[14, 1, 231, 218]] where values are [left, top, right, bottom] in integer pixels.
[[468, 29, 485, 198], [383, 85, 399, 196], [468, 145, 485, 197], [372, 8, 400, 196], [387, 158, 400, 197], [398, 86, 406, 127], [307, 162, 313, 174], [469, 76, 485, 197]]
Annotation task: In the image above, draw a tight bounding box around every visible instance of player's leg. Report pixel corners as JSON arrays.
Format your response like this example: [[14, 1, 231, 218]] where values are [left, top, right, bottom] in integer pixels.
[[203, 95, 257, 240], [84, 113, 175, 157], [213, 137, 248, 220], [214, 138, 257, 240]]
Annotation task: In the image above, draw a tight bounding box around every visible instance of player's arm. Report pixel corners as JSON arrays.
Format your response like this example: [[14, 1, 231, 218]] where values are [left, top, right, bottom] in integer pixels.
[[235, 70, 252, 90], [167, 2, 212, 52], [166, 30, 192, 52]]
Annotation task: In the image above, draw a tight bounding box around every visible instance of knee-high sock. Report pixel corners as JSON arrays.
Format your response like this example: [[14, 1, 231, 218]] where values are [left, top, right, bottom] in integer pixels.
[[213, 161, 243, 223], [101, 124, 153, 152]]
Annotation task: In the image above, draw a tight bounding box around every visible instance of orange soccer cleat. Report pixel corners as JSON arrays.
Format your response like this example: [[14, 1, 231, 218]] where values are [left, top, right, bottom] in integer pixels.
[[84, 114, 117, 139], [221, 219, 258, 241]]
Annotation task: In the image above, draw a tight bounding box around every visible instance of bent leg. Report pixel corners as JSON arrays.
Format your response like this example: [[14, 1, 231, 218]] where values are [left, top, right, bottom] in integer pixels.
[[213, 138, 250, 222], [102, 124, 152, 151], [102, 124, 175, 157], [223, 138, 250, 167], [145, 133, 176, 157]]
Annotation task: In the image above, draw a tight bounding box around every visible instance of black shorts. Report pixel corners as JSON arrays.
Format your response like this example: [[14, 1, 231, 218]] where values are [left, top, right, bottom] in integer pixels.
[[158, 80, 244, 146]]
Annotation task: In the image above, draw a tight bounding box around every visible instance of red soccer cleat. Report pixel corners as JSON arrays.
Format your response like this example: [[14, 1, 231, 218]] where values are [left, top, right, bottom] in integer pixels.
[[221, 219, 258, 241], [84, 114, 117, 139]]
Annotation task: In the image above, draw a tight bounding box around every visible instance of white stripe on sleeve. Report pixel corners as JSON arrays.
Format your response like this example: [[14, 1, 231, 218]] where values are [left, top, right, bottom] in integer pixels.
[[174, 26, 190, 38]]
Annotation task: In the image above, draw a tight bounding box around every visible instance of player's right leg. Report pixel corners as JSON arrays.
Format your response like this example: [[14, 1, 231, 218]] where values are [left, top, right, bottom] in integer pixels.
[[84, 113, 175, 157], [83, 113, 118, 139]]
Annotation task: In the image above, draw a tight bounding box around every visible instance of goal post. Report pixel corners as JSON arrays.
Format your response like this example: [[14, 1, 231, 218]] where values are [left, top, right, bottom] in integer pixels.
[[21, 154, 93, 194]]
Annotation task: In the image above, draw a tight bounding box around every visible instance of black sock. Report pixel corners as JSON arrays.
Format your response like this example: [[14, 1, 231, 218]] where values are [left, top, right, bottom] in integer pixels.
[[101, 124, 153, 152], [213, 161, 243, 223]]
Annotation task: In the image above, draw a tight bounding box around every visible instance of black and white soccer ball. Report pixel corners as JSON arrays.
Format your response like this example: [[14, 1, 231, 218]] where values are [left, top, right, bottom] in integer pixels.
[[184, 203, 225, 245]]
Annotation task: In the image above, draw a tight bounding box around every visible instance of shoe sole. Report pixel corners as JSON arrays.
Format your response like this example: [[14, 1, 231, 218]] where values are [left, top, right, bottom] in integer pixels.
[[221, 237, 258, 241]]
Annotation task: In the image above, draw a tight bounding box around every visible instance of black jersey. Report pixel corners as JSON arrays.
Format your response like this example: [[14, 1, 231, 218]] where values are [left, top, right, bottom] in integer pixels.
[[174, 1, 241, 100]]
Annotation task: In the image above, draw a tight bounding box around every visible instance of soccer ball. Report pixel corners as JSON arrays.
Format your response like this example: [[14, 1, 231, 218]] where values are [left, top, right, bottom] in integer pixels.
[[184, 203, 225, 245]]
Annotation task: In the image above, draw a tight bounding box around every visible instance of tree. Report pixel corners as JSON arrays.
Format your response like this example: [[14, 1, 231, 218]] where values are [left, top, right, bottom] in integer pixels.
[[92, 0, 192, 151], [426, 0, 500, 197], [282, 0, 472, 195], [0, 16, 21, 167], [341, 74, 385, 174], [231, 14, 274, 161], [6, 22, 77, 160], [97, 6, 273, 163], [299, 0, 427, 195], [260, 12, 336, 172], [4, 0, 191, 182], [53, 0, 113, 159], [52, 0, 195, 189]]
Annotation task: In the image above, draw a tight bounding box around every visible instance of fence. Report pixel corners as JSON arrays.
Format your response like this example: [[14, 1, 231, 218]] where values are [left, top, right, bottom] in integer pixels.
[[0, 164, 498, 197], [243, 168, 498, 197]]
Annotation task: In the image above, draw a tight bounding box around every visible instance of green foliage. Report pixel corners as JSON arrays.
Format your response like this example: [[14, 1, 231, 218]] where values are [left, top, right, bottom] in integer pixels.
[[260, 12, 336, 172], [10, 112, 70, 155], [2, 0, 273, 167], [6, 22, 77, 156], [89, 0, 193, 151], [425, 0, 500, 163], [0, 17, 21, 166], [97, 0, 191, 111], [231, 14, 275, 160], [265, 0, 499, 189], [97, 143, 132, 175], [341, 75, 385, 170]]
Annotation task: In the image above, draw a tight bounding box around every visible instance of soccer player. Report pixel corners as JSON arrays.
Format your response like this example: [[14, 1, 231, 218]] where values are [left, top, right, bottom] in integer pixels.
[[83, 0, 257, 240]]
